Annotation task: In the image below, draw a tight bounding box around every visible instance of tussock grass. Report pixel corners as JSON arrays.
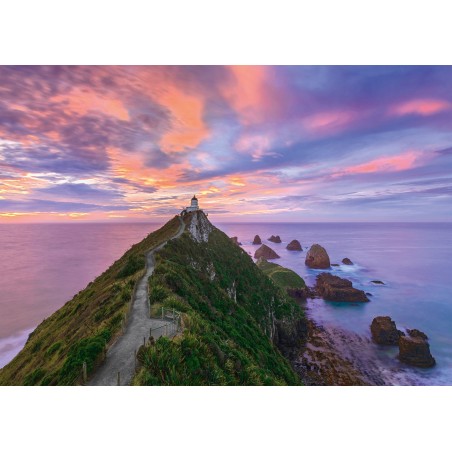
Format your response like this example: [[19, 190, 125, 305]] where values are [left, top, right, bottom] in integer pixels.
[[256, 259, 305, 291]]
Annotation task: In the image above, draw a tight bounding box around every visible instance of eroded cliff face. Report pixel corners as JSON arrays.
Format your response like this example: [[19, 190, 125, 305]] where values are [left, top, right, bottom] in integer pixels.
[[185, 210, 213, 243]]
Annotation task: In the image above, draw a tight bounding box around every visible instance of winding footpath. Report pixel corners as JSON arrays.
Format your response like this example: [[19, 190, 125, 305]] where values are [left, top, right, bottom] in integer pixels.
[[88, 216, 185, 386]]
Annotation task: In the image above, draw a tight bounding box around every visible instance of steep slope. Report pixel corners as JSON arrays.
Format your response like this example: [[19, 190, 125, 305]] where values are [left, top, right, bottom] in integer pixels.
[[133, 211, 304, 385], [0, 216, 180, 385]]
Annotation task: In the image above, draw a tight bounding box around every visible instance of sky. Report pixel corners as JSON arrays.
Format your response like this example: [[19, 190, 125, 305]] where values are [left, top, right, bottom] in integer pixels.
[[1, 65, 452, 223]]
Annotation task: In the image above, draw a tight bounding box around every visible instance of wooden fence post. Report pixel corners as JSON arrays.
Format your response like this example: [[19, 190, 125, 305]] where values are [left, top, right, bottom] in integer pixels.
[[82, 361, 87, 383], [134, 349, 137, 370], [117, 371, 121, 386], [161, 306, 164, 320]]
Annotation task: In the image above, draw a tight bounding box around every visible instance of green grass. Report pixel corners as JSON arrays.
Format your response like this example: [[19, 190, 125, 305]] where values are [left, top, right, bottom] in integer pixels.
[[0, 216, 181, 386], [256, 259, 305, 291], [134, 212, 303, 385]]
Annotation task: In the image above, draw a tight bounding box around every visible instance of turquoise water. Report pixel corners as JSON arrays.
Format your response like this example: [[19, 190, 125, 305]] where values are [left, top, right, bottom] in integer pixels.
[[219, 222, 452, 385], [0, 221, 451, 385]]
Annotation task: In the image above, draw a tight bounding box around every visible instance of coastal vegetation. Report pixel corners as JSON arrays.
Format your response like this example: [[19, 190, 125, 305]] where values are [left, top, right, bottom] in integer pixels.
[[134, 213, 303, 385], [256, 259, 305, 292], [0, 216, 181, 385]]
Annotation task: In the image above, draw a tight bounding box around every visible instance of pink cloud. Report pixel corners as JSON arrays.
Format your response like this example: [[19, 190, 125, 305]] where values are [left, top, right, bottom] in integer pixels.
[[337, 150, 423, 176], [302, 110, 356, 135], [391, 99, 450, 117]]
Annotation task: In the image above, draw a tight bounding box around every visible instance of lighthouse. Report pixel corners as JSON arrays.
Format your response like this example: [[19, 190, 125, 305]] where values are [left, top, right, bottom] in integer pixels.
[[182, 195, 200, 214]]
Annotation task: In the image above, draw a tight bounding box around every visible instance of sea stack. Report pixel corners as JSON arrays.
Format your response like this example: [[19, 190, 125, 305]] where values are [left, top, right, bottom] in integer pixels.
[[315, 273, 369, 302], [286, 240, 302, 251], [370, 316, 404, 345], [398, 335, 436, 368], [230, 237, 241, 246], [252, 235, 262, 245], [254, 244, 280, 260], [305, 244, 330, 269], [268, 235, 282, 243], [342, 258, 353, 265]]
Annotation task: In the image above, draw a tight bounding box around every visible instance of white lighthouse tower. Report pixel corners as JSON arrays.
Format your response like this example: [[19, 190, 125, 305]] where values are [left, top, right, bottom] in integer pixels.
[[182, 195, 200, 214]]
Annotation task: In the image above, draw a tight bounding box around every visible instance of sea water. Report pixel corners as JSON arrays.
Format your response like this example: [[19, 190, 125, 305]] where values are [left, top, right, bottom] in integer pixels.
[[0, 221, 451, 385], [219, 222, 452, 386]]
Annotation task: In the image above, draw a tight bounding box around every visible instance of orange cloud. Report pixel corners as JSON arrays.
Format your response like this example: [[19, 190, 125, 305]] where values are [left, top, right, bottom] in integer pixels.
[[158, 86, 209, 153], [337, 150, 422, 176], [222, 66, 269, 125], [51, 87, 130, 121], [391, 99, 450, 116]]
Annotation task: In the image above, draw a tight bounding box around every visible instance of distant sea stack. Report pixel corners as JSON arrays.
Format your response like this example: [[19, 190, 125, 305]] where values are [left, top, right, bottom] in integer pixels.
[[252, 235, 262, 245], [286, 240, 302, 251], [305, 244, 330, 269], [342, 258, 353, 265], [268, 235, 282, 243], [254, 244, 280, 260], [315, 273, 369, 302]]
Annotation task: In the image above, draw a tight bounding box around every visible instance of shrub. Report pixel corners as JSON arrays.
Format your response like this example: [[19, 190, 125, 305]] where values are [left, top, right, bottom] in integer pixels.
[[118, 254, 145, 278]]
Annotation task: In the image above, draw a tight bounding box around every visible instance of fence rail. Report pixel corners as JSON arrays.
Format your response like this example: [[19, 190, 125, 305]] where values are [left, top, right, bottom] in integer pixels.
[[150, 308, 181, 340]]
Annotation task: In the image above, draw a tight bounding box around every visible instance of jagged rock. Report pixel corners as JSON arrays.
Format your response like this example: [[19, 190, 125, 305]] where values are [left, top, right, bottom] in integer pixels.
[[342, 258, 353, 265], [252, 235, 262, 245], [316, 273, 369, 302], [268, 235, 282, 243], [274, 318, 307, 358], [398, 336, 435, 368], [305, 244, 330, 269], [254, 244, 280, 260], [370, 316, 404, 345], [371, 280, 385, 285], [331, 264, 339, 267], [187, 211, 213, 243], [407, 328, 428, 340], [230, 236, 242, 246], [286, 240, 302, 251]]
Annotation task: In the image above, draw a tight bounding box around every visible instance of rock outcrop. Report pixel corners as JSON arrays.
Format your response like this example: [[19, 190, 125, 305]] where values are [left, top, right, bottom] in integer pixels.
[[268, 235, 282, 243], [286, 239, 302, 251], [370, 316, 404, 345], [254, 244, 280, 260], [230, 236, 242, 246], [398, 336, 436, 368], [305, 244, 330, 269], [187, 211, 213, 243], [371, 280, 385, 285], [342, 258, 353, 265], [407, 328, 428, 340], [252, 235, 262, 245], [315, 273, 369, 302]]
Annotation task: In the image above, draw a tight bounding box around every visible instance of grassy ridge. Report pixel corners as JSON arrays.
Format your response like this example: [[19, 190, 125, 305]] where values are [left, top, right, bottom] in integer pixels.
[[256, 259, 305, 291], [0, 216, 180, 386], [134, 214, 303, 385]]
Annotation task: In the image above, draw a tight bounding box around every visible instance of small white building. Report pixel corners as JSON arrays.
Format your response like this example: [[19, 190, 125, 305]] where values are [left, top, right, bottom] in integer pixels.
[[181, 195, 199, 214]]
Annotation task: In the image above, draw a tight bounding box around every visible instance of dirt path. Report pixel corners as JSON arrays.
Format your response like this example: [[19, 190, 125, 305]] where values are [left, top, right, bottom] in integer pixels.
[[88, 216, 185, 386]]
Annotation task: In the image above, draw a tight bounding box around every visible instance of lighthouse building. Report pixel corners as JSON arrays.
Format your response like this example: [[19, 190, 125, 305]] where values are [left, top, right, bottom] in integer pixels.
[[181, 195, 200, 215]]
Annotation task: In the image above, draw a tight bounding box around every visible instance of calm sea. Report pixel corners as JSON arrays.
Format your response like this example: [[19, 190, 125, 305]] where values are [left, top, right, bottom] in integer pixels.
[[1, 221, 451, 385]]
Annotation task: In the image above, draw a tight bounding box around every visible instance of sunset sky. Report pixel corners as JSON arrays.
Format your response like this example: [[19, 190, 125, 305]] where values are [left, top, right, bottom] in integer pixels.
[[1, 65, 452, 222]]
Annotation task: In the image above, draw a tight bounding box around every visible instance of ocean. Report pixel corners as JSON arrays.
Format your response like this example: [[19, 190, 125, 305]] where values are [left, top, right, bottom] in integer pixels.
[[1, 221, 451, 385]]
